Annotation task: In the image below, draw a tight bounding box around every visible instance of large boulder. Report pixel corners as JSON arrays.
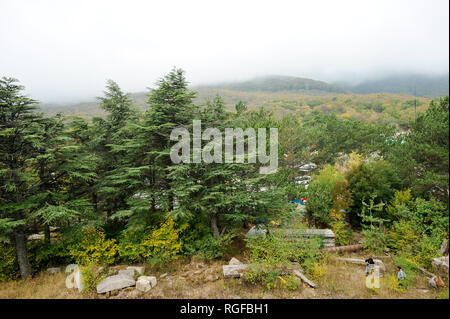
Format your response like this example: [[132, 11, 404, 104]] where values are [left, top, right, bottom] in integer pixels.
[[432, 256, 449, 277], [245, 226, 267, 239], [46, 267, 61, 274], [440, 240, 449, 256], [222, 264, 248, 278], [127, 266, 145, 275], [97, 274, 136, 294], [229, 257, 243, 266], [118, 269, 135, 278], [136, 276, 157, 292]]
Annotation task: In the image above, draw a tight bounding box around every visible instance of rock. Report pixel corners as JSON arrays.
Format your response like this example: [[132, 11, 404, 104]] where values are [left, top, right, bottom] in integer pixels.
[[294, 270, 316, 288], [229, 257, 243, 265], [46, 267, 61, 274], [28, 233, 45, 240], [160, 273, 168, 278], [429, 277, 438, 289], [432, 256, 449, 277], [223, 264, 248, 278], [205, 274, 219, 282], [136, 276, 157, 292], [97, 275, 136, 294], [440, 240, 449, 256], [118, 269, 135, 278], [245, 226, 267, 239], [272, 228, 335, 248], [126, 266, 145, 275]]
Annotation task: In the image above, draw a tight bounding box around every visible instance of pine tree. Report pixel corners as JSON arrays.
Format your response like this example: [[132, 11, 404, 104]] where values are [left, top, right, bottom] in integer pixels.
[[0, 77, 43, 278]]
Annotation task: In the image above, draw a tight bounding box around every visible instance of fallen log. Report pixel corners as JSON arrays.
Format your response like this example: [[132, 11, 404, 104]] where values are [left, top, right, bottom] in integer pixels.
[[333, 257, 385, 272], [320, 244, 362, 253], [293, 270, 316, 288]]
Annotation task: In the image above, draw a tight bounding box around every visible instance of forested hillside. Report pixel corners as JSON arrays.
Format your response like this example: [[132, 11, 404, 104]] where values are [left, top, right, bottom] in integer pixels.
[[41, 78, 434, 129], [1, 69, 448, 299], [338, 73, 449, 97]]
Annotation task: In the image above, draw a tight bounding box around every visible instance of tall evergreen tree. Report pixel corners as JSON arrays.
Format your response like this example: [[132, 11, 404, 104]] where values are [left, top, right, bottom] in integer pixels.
[[0, 77, 43, 278]]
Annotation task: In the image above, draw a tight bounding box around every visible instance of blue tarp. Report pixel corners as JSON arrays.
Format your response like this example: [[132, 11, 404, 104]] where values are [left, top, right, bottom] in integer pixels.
[[291, 199, 305, 205]]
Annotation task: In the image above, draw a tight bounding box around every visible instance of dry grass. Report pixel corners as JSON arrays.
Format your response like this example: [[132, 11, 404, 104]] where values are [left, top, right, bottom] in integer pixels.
[[1, 252, 447, 299]]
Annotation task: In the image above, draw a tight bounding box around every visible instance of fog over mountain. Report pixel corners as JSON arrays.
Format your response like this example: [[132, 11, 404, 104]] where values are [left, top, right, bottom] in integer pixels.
[[1, 0, 448, 103]]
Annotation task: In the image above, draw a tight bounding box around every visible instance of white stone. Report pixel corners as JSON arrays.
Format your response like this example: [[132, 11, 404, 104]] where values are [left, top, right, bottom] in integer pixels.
[[118, 269, 135, 278], [126, 266, 145, 275], [46, 267, 61, 274], [96, 275, 136, 294], [136, 276, 157, 292], [223, 264, 248, 278], [245, 226, 267, 238], [229, 257, 242, 265], [432, 256, 449, 276]]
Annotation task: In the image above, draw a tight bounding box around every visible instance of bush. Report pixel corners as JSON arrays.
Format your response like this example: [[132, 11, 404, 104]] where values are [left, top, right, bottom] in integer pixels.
[[68, 227, 118, 265], [183, 233, 235, 260], [243, 222, 323, 289], [0, 243, 20, 282], [306, 165, 351, 227], [80, 264, 108, 293], [141, 218, 187, 264], [331, 220, 353, 246], [29, 240, 72, 271], [117, 218, 187, 264], [117, 230, 146, 263], [387, 220, 420, 253]]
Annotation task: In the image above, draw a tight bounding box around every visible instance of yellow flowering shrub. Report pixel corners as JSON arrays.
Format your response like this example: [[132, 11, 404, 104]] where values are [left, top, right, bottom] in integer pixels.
[[69, 228, 118, 265], [141, 218, 187, 263], [0, 244, 20, 282]]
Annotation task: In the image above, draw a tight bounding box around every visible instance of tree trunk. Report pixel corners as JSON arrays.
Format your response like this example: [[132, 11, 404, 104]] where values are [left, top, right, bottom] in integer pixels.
[[210, 214, 220, 239], [14, 229, 32, 279], [44, 224, 51, 243]]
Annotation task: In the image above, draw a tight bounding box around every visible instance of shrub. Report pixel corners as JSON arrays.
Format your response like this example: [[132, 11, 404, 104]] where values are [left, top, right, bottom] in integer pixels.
[[0, 244, 20, 282], [331, 220, 353, 246], [80, 264, 108, 293], [307, 261, 327, 282], [183, 233, 235, 260], [385, 274, 406, 294], [117, 230, 145, 263], [307, 165, 351, 227], [387, 220, 420, 253], [68, 227, 118, 265], [29, 240, 72, 270], [141, 218, 187, 264], [411, 235, 442, 270], [243, 222, 323, 289]]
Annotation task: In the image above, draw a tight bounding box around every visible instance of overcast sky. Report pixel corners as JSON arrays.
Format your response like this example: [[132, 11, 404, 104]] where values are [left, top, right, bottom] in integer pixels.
[[1, 0, 449, 102]]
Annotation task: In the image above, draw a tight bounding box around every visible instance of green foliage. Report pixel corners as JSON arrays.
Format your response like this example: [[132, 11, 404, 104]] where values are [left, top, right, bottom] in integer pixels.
[[29, 240, 72, 270], [331, 220, 353, 246], [68, 227, 118, 265], [183, 232, 235, 260], [0, 244, 20, 282], [345, 160, 401, 226], [80, 265, 108, 293], [118, 218, 186, 264], [359, 195, 388, 254], [243, 222, 323, 289], [140, 218, 186, 264], [306, 165, 352, 227]]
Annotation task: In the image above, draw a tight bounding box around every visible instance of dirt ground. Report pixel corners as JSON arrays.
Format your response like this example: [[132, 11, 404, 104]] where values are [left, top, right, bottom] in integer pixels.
[[1, 252, 448, 299]]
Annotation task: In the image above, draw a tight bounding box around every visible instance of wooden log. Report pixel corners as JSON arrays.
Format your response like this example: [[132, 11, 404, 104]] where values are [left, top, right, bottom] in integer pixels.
[[321, 244, 362, 253], [293, 270, 316, 288]]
